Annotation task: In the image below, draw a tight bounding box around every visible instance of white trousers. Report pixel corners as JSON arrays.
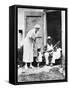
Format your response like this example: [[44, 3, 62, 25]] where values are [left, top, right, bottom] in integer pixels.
[[45, 52, 49, 64], [51, 52, 56, 63]]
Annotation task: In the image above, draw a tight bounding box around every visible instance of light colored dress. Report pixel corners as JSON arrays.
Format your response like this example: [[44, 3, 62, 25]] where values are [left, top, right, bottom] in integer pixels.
[[52, 48, 62, 63], [56, 48, 62, 59], [23, 28, 37, 63], [38, 52, 42, 62]]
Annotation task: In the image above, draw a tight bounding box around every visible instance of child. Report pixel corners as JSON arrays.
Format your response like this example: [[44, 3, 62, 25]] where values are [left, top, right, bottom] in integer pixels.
[[37, 48, 42, 67], [51, 46, 62, 64]]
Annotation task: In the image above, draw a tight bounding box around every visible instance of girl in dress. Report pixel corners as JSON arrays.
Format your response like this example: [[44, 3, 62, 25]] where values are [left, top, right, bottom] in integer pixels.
[[37, 48, 42, 67]]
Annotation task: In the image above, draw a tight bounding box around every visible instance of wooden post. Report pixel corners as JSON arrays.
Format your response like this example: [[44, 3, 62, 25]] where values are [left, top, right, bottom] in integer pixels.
[[18, 8, 25, 46], [43, 11, 47, 46], [61, 11, 65, 65]]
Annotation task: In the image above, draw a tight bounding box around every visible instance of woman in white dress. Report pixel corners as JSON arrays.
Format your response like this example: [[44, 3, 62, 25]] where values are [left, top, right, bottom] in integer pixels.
[[23, 24, 40, 69]]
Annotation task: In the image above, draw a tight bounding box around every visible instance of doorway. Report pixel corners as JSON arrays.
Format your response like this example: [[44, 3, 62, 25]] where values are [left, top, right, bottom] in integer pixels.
[[47, 11, 61, 46]]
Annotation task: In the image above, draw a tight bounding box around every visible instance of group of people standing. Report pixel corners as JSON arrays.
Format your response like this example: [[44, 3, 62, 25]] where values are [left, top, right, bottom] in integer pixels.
[[18, 24, 62, 69]]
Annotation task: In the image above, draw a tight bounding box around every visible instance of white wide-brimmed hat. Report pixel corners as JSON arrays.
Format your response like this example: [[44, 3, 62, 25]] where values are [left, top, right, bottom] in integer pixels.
[[47, 36, 52, 39], [34, 24, 40, 29]]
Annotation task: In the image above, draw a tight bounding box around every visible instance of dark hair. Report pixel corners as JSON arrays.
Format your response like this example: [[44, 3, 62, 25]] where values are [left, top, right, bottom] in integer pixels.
[[19, 29, 23, 35], [37, 48, 41, 52]]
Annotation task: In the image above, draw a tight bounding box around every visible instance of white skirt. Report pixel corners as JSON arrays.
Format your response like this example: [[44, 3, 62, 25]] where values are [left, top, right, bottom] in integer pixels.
[[23, 38, 33, 63]]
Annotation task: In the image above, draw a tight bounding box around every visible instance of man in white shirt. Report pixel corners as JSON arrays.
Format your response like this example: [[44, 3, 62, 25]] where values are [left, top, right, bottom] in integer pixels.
[[44, 36, 53, 65]]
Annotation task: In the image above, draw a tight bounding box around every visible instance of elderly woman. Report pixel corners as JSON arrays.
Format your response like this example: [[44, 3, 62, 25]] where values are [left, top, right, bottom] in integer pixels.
[[23, 24, 40, 69]]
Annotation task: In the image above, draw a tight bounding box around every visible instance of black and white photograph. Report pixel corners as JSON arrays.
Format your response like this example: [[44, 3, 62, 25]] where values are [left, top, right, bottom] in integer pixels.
[[0, 0, 69, 89], [9, 5, 67, 85], [17, 6, 67, 83]]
